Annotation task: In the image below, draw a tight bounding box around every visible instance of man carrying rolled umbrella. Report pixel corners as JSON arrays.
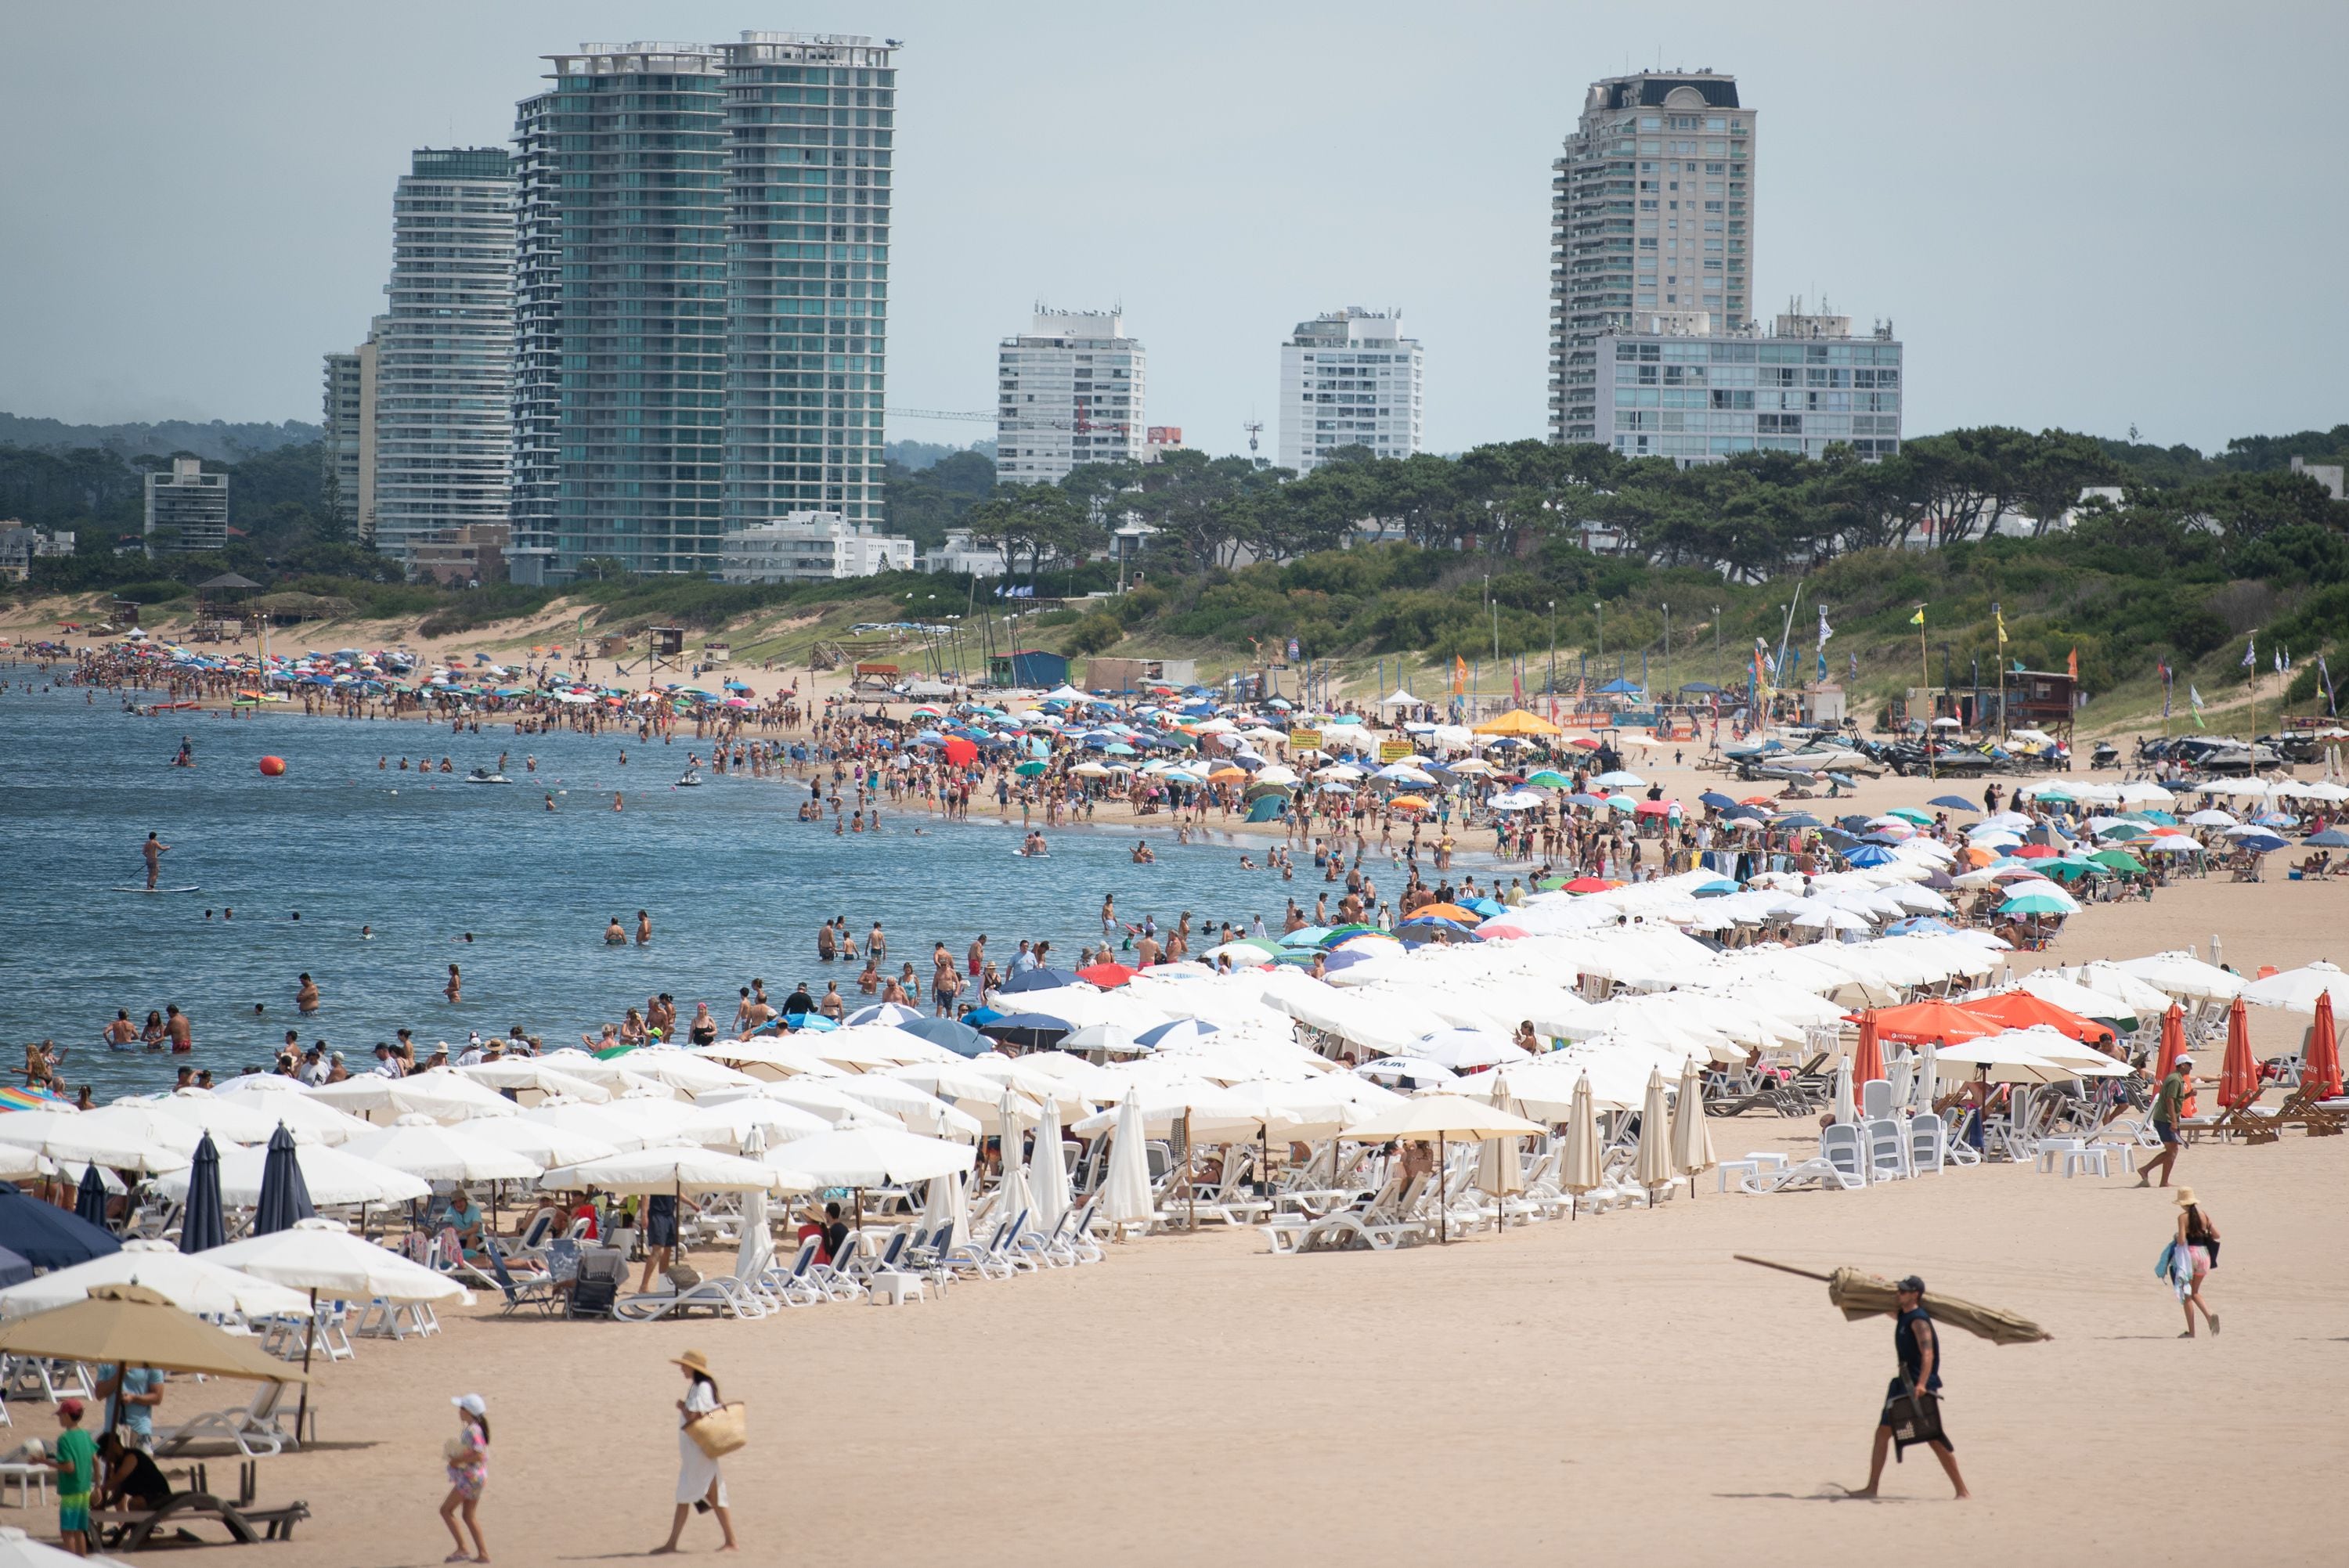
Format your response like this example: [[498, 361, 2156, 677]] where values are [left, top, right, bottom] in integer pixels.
[[1849, 1276, 1968, 1501]]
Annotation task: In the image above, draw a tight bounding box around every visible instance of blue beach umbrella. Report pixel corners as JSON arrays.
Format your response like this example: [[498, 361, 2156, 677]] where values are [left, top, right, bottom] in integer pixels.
[[1928, 796, 1978, 812], [0, 1183, 120, 1270], [896, 1017, 992, 1057], [998, 967, 1084, 994], [253, 1123, 316, 1236], [75, 1164, 109, 1231], [1845, 845, 1898, 867], [178, 1133, 227, 1253]]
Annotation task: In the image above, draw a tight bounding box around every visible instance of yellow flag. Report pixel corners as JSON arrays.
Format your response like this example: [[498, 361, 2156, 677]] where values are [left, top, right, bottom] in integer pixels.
[[1995, 607, 2008, 644], [1909, 607, 1925, 627]]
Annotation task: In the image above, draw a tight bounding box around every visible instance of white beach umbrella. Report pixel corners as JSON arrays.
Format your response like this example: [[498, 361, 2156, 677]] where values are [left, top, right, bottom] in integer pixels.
[[995, 1090, 1036, 1226], [1473, 1086, 1525, 1203], [0, 1145, 42, 1183], [516, 1101, 660, 1155], [1029, 1093, 1072, 1236], [529, 1051, 677, 1096], [594, 1048, 760, 1098], [2114, 950, 2245, 1002], [827, 1077, 983, 1141], [690, 1038, 849, 1081], [150, 1141, 429, 1208], [734, 1127, 774, 1281], [4, 1106, 201, 1174], [1669, 1058, 1716, 1189], [204, 1220, 469, 1303], [1099, 1094, 1155, 1233], [340, 1119, 543, 1184], [678, 1098, 832, 1152], [2237, 961, 2349, 1015], [1832, 1060, 1857, 1126], [204, 1090, 374, 1147], [545, 1143, 806, 1195], [1340, 1095, 1546, 1143], [760, 1126, 974, 1188], [455, 1060, 612, 1105], [0, 1240, 311, 1321], [1411, 1028, 1535, 1071], [1633, 1070, 1673, 1199], [596, 1093, 707, 1144], [917, 1166, 972, 1247], [1914, 1040, 1939, 1115], [307, 1071, 518, 1125], [127, 1090, 282, 1145], [728, 1080, 906, 1132], [462, 1117, 622, 1170]]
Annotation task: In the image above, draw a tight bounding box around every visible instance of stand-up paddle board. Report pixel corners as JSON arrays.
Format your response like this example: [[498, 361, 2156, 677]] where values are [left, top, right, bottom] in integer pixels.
[[113, 885, 200, 894]]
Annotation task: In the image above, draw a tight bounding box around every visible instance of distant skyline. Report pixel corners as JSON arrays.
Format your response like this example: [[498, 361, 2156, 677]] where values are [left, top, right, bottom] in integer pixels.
[[2, 1, 2343, 457]]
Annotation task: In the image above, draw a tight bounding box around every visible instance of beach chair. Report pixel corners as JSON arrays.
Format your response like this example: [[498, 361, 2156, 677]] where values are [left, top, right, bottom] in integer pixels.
[[2201, 1100, 2282, 1145], [1056, 1199, 1106, 1265], [488, 1241, 563, 1317], [153, 1382, 295, 1459], [1276, 1174, 1434, 1253], [613, 1248, 774, 1321], [1860, 1078, 1895, 1120], [2268, 1087, 2347, 1137], [1862, 1118, 1910, 1181], [1907, 1112, 1947, 1175], [565, 1247, 627, 1319], [806, 1233, 869, 1302], [2, 1357, 92, 1404], [760, 1238, 828, 1307]]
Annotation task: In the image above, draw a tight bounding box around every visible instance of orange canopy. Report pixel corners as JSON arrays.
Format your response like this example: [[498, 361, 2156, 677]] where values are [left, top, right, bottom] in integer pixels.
[[1851, 1013, 1885, 1084], [2156, 1004, 2197, 1118], [1409, 903, 1481, 924], [2306, 991, 2343, 1101], [1964, 989, 2116, 1046], [2217, 997, 2260, 1111], [1867, 1000, 2000, 1047]]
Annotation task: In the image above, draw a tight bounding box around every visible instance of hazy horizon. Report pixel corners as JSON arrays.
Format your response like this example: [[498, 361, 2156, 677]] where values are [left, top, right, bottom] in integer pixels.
[[3, 1, 2342, 457]]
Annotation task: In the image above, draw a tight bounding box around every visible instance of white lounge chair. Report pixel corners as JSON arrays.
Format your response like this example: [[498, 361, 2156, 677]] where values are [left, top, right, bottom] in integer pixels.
[[153, 1381, 295, 1458]]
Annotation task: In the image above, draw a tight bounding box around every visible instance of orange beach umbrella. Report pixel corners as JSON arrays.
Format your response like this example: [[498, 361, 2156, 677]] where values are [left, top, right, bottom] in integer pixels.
[[2217, 997, 2260, 1111], [1965, 989, 2116, 1046], [2305, 991, 2343, 1101], [1867, 1000, 1999, 1048], [1850, 1013, 1885, 1084]]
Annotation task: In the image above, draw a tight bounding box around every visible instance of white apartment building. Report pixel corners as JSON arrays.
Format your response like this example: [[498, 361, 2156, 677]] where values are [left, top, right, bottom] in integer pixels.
[[923, 528, 1006, 577], [995, 310, 1145, 484], [1594, 307, 1902, 465], [321, 320, 381, 544], [144, 457, 228, 554], [720, 510, 915, 583], [373, 147, 515, 566], [1552, 71, 1754, 445], [1279, 308, 1423, 474]]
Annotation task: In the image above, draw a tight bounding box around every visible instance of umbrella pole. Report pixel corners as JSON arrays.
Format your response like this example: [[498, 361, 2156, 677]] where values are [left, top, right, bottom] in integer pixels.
[[294, 1287, 316, 1447], [1732, 1253, 1834, 1283], [1438, 1134, 1446, 1244], [1182, 1112, 1195, 1233]]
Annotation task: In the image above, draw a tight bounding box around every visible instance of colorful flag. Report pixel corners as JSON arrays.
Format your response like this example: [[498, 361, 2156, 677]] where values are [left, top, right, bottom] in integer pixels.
[[1994, 602, 2008, 645], [2189, 685, 2207, 730], [2242, 633, 2257, 669], [2066, 647, 2078, 681], [1451, 654, 1467, 695], [1910, 607, 1925, 627], [2322, 653, 2338, 716]]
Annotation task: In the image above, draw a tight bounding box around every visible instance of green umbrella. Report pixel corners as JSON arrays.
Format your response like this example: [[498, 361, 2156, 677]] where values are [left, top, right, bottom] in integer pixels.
[[1015, 759, 1048, 777], [2090, 849, 2148, 874], [1527, 770, 1574, 789], [2001, 892, 2074, 915], [2040, 860, 2101, 881], [1885, 807, 1933, 824]]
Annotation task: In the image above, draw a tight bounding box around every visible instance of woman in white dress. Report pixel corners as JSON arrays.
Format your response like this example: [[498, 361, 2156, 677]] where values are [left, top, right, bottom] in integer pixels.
[[655, 1350, 738, 1554]]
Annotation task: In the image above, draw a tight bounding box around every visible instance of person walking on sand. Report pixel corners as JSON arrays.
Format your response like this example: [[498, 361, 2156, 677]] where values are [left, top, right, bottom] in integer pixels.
[[439, 1393, 490, 1563], [1847, 1276, 1968, 1501], [2137, 1053, 2192, 1188], [656, 1351, 738, 1555], [2162, 1187, 2222, 1338]]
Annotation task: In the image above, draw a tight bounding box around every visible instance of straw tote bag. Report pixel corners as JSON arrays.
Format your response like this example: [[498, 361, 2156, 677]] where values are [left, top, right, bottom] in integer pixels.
[[688, 1401, 749, 1460]]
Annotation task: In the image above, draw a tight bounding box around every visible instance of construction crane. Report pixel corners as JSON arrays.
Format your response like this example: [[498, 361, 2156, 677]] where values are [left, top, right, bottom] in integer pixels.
[[886, 406, 1092, 432]]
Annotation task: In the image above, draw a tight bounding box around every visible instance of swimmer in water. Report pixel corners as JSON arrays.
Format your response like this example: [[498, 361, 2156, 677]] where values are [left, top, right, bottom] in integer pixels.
[[362, 925, 373, 939], [604, 917, 626, 945], [544, 791, 557, 811], [296, 973, 319, 1014], [446, 964, 462, 1005], [613, 792, 624, 812], [637, 910, 652, 946]]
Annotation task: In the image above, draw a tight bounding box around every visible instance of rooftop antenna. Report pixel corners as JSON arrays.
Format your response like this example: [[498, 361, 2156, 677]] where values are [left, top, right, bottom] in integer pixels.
[[1243, 416, 1263, 459]]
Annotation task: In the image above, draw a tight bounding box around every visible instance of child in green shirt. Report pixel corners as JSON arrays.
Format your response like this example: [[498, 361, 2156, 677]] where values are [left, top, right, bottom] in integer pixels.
[[51, 1397, 96, 1553]]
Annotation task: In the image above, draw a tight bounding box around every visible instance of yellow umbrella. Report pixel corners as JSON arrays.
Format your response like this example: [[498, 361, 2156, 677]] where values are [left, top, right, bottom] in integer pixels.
[[1735, 1256, 2053, 1345], [1471, 708, 1564, 737], [0, 1282, 307, 1382], [1669, 1058, 1717, 1195], [1633, 1069, 1673, 1205], [1389, 795, 1432, 812]]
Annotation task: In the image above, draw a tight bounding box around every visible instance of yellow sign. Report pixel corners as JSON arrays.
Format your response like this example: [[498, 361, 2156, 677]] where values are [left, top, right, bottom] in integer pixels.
[[1287, 729, 1321, 751], [1379, 741, 1414, 762]]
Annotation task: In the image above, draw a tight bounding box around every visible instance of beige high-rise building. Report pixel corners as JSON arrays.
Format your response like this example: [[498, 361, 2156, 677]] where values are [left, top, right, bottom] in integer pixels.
[[1550, 70, 1754, 445]]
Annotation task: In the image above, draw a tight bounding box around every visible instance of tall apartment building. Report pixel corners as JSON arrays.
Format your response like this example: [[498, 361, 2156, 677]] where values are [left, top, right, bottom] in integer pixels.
[[511, 34, 897, 582], [371, 149, 516, 566], [994, 310, 1146, 484], [320, 322, 380, 543], [143, 457, 228, 554], [1551, 70, 1754, 445], [1593, 307, 1902, 465], [1278, 307, 1423, 474]]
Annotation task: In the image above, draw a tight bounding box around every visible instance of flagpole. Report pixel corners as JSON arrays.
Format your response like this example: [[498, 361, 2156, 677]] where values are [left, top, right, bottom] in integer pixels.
[[1918, 605, 1934, 780], [1995, 603, 2006, 743]]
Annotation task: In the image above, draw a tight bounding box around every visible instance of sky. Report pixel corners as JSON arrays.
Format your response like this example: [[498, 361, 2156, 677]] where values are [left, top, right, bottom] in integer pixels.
[[2, 1, 2344, 458]]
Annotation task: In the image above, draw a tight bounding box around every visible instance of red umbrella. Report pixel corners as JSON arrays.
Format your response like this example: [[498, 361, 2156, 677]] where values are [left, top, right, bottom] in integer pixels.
[[1851, 1013, 1885, 1084], [2217, 997, 2260, 1110], [2010, 844, 2057, 860], [1561, 877, 1619, 894], [942, 737, 978, 767], [2155, 1004, 2198, 1118], [1477, 923, 1532, 940], [1075, 962, 1135, 989], [2306, 990, 2344, 1101]]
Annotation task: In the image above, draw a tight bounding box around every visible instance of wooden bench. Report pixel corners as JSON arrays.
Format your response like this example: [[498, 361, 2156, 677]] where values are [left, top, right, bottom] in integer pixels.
[[93, 1493, 309, 1550]]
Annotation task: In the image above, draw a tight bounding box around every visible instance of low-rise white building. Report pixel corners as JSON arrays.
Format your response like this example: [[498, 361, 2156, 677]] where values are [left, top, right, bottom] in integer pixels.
[[922, 528, 1007, 578], [720, 511, 914, 584], [0, 524, 76, 582]]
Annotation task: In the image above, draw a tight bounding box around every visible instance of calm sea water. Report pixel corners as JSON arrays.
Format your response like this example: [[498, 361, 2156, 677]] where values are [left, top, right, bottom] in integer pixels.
[[0, 667, 1319, 1098]]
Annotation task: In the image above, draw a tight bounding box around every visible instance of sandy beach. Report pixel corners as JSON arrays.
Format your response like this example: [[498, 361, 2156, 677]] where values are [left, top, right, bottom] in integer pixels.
[[66, 878, 2338, 1568]]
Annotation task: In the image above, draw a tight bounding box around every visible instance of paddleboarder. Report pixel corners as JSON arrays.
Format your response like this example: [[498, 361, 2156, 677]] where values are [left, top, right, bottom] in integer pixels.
[[140, 831, 171, 890]]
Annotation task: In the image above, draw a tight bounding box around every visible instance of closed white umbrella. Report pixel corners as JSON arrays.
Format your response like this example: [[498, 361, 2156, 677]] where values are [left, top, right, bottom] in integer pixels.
[[1832, 1060, 1857, 1126], [917, 1166, 972, 1249], [1029, 1092, 1071, 1237], [0, 1240, 311, 1321], [734, 1127, 773, 1282], [341, 1119, 543, 1184], [1474, 1113, 1525, 1206], [1633, 1069, 1673, 1203], [994, 1090, 1035, 1227], [1914, 1040, 1939, 1116], [1669, 1058, 1716, 1193], [1099, 1093, 1155, 1237], [204, 1220, 470, 1303], [1560, 1072, 1600, 1219], [150, 1142, 429, 1208]]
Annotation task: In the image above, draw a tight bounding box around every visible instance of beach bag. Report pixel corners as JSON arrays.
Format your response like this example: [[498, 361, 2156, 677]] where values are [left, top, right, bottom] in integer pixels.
[[687, 1402, 749, 1460], [1885, 1390, 1946, 1459], [665, 1264, 704, 1290]]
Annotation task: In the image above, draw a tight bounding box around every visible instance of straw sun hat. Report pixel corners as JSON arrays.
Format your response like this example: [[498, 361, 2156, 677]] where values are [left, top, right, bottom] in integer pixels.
[[672, 1350, 713, 1375], [2174, 1188, 2197, 1206]]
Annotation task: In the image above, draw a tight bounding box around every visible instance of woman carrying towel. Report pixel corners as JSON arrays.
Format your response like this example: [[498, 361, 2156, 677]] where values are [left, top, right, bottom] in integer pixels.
[[2163, 1187, 2222, 1338], [656, 1351, 738, 1555]]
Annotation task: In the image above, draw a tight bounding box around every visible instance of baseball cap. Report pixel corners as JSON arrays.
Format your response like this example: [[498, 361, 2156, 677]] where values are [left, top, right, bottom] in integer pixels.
[[1896, 1274, 1926, 1294], [452, 1393, 486, 1417], [56, 1398, 84, 1419]]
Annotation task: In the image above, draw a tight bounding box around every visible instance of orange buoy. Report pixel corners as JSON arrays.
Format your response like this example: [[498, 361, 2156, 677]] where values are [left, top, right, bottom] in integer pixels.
[[259, 755, 287, 777]]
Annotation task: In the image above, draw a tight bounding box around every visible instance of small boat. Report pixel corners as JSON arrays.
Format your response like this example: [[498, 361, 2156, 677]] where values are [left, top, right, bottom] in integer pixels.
[[464, 769, 511, 784], [675, 770, 703, 788]]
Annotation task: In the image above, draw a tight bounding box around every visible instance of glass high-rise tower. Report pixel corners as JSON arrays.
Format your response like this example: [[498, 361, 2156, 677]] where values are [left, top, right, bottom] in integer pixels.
[[510, 34, 897, 581]]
